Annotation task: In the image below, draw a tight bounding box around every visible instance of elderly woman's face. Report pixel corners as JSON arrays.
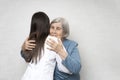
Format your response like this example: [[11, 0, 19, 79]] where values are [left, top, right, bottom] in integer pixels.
[[50, 22, 63, 39]]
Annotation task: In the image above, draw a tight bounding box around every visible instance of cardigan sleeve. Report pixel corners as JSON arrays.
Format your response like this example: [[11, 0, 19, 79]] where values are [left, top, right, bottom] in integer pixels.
[[62, 40, 81, 74], [20, 50, 25, 58], [20, 50, 31, 62]]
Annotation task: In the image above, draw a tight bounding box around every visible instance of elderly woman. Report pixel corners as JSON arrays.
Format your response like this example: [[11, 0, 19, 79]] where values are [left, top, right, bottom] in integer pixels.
[[21, 17, 81, 80]]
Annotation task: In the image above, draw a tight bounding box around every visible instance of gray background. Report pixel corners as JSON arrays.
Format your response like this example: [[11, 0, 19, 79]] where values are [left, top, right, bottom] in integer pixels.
[[0, 0, 120, 80]]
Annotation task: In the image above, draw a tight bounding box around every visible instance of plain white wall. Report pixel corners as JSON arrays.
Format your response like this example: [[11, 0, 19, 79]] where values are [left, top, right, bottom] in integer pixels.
[[0, 0, 120, 80]]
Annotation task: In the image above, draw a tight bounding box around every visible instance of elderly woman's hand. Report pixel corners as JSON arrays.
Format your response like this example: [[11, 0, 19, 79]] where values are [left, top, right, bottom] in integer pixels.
[[22, 37, 36, 51], [46, 38, 67, 60]]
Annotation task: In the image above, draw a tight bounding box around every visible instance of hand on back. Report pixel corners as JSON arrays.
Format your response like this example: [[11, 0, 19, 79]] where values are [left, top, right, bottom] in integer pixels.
[[22, 37, 36, 51]]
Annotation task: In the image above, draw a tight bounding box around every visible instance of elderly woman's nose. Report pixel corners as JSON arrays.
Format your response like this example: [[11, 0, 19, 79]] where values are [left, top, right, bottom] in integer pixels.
[[53, 29, 57, 33]]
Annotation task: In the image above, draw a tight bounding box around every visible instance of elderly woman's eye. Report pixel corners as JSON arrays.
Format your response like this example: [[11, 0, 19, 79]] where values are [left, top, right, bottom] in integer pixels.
[[57, 27, 62, 30], [50, 26, 54, 29]]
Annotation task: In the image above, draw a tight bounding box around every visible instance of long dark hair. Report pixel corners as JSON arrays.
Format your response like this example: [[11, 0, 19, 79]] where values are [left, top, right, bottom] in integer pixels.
[[24, 12, 50, 63]]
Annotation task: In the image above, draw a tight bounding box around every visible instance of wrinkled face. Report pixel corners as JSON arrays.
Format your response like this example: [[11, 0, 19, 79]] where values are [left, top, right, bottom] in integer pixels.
[[50, 22, 63, 39]]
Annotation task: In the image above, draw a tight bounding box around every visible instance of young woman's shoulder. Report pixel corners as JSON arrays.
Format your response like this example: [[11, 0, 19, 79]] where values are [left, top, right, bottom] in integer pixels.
[[46, 35, 58, 42]]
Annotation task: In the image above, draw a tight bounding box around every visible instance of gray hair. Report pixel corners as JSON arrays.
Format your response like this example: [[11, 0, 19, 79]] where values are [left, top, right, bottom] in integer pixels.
[[50, 17, 70, 38]]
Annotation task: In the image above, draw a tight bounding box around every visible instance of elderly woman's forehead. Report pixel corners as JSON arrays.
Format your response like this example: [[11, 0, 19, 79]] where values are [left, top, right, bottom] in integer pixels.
[[51, 22, 62, 26]]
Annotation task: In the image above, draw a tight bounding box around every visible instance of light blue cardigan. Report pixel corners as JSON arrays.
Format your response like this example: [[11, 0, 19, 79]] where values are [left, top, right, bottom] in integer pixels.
[[54, 39, 81, 80]]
